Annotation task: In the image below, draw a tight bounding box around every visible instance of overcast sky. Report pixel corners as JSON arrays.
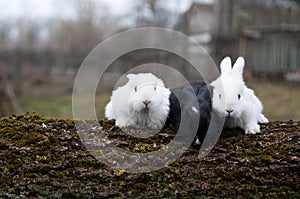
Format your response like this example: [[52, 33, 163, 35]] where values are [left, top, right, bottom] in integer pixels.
[[0, 0, 213, 21], [0, 0, 76, 20]]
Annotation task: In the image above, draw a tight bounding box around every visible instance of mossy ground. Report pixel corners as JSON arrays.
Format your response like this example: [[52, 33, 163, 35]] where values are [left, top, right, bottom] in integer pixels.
[[0, 114, 299, 198]]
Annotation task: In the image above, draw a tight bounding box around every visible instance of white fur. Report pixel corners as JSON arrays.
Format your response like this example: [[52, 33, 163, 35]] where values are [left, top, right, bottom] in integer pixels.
[[105, 73, 171, 129], [192, 106, 199, 114], [211, 56, 269, 134]]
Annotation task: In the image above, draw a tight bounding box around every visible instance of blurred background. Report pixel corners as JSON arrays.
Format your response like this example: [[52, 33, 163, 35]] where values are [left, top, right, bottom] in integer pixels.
[[0, 0, 299, 120]]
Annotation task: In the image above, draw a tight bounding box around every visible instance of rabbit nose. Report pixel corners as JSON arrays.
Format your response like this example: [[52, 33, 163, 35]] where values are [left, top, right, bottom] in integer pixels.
[[143, 100, 151, 105], [226, 109, 233, 114]]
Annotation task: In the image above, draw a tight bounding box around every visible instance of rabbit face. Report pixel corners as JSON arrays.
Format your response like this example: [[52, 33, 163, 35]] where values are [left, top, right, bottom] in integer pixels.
[[213, 76, 245, 118], [105, 73, 171, 129], [128, 82, 166, 112], [127, 75, 171, 128]]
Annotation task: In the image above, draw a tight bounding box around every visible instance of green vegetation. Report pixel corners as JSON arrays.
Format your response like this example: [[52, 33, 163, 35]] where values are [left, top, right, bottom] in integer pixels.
[[0, 113, 299, 198], [19, 95, 73, 118], [18, 80, 300, 120], [19, 94, 110, 119]]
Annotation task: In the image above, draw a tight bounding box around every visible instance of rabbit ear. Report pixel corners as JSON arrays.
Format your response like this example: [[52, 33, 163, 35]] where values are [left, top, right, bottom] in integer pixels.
[[220, 57, 232, 76], [232, 57, 245, 75], [126, 74, 136, 80]]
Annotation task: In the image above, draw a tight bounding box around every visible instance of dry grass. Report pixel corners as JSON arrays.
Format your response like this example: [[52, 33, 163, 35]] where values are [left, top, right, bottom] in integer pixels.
[[247, 79, 300, 121]]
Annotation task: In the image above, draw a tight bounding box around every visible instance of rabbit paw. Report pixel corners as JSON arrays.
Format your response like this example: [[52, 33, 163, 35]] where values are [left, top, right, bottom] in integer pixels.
[[259, 114, 269, 124], [245, 123, 260, 134]]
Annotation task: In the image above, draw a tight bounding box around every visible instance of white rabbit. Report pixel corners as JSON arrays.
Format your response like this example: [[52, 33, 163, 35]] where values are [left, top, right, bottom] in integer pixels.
[[105, 73, 171, 130], [210, 56, 269, 134]]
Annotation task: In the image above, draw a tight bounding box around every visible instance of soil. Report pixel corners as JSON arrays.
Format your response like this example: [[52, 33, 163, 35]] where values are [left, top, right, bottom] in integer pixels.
[[0, 114, 299, 198]]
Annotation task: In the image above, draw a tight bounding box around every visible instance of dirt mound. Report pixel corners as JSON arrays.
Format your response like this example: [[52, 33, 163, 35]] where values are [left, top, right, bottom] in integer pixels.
[[0, 114, 299, 198]]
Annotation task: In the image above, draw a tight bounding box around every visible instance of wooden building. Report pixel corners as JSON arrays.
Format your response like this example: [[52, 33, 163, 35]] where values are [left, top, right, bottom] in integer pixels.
[[240, 24, 300, 74]]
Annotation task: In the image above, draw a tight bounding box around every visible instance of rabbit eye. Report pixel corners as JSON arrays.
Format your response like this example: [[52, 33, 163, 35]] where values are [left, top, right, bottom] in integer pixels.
[[238, 94, 241, 100], [219, 94, 221, 99], [134, 86, 137, 92], [154, 86, 156, 91]]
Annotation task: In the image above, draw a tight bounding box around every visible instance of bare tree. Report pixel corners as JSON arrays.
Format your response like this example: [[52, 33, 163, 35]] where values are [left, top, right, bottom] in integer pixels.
[[47, 0, 108, 73], [0, 23, 11, 52], [132, 0, 176, 27]]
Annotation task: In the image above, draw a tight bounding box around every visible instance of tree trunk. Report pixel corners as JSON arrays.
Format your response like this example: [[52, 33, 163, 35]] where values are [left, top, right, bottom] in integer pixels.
[[212, 0, 240, 61], [0, 59, 23, 116]]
